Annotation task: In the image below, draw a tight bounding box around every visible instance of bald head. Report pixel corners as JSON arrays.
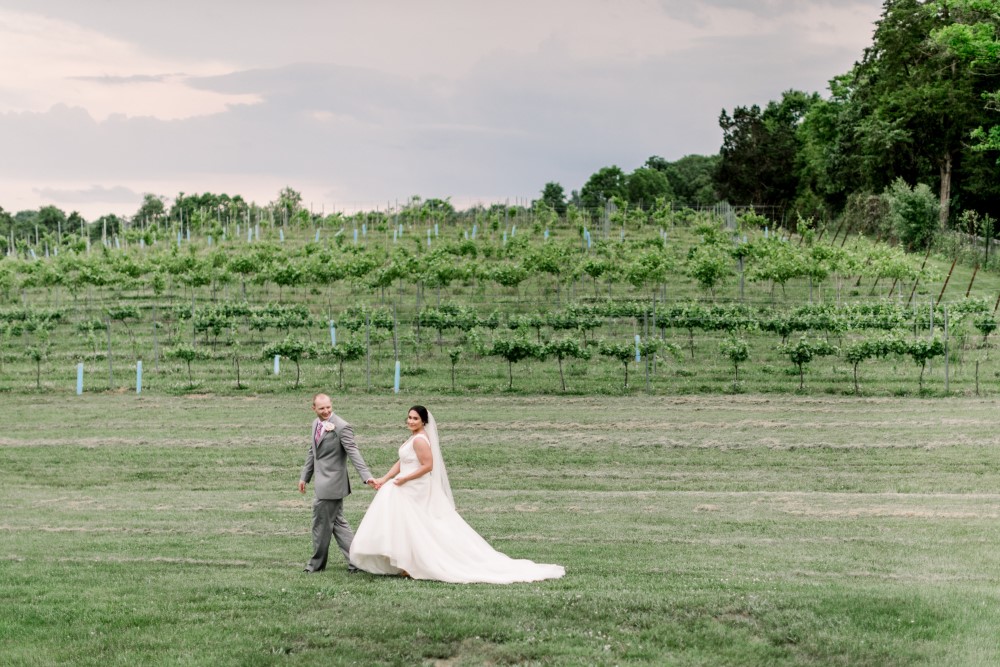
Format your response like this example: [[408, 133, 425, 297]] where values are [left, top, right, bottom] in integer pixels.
[[312, 394, 333, 421]]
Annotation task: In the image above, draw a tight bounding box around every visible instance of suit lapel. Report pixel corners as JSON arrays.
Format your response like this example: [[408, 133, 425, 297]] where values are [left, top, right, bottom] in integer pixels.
[[315, 418, 337, 452]]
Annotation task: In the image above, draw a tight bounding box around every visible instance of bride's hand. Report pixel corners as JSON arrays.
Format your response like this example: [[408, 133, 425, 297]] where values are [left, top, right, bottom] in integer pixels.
[[394, 477, 406, 486]]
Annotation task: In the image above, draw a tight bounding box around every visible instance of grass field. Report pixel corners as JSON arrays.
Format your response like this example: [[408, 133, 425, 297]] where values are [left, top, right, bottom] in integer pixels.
[[3, 393, 1000, 666]]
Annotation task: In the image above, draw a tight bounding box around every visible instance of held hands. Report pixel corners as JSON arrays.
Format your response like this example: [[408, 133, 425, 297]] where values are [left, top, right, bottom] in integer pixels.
[[368, 475, 404, 489], [301, 479, 381, 492]]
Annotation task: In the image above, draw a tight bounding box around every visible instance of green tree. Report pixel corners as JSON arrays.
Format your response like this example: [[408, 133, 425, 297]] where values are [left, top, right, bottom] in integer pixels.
[[885, 178, 940, 249], [25, 337, 51, 390], [489, 336, 544, 390], [528, 242, 573, 302], [168, 344, 207, 386], [973, 312, 998, 344], [932, 0, 1000, 173], [544, 337, 591, 392], [448, 348, 462, 391], [0, 205, 14, 239], [716, 90, 819, 209], [907, 337, 946, 392], [625, 167, 673, 208], [686, 244, 732, 296], [646, 155, 719, 207], [106, 304, 142, 361], [580, 166, 627, 211], [228, 252, 260, 299], [844, 335, 908, 395], [745, 236, 806, 299], [228, 337, 245, 390], [489, 262, 529, 297], [329, 340, 365, 390], [34, 206, 67, 238], [92, 214, 122, 241], [134, 194, 166, 223], [263, 336, 315, 388], [780, 336, 838, 390], [171, 192, 250, 229], [720, 336, 750, 385], [539, 182, 568, 215], [624, 248, 672, 296], [272, 187, 303, 221], [598, 340, 635, 390], [830, 0, 1000, 228], [269, 262, 305, 302]]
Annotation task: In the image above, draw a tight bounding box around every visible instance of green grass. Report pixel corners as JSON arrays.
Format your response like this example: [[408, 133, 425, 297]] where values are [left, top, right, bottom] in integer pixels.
[[3, 393, 1000, 665]]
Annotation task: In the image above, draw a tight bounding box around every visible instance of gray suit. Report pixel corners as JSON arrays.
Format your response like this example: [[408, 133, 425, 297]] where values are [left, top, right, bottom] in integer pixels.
[[300, 413, 373, 572]]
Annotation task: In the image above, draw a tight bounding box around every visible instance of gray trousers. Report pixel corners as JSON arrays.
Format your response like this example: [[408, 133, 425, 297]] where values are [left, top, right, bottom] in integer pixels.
[[306, 498, 356, 572]]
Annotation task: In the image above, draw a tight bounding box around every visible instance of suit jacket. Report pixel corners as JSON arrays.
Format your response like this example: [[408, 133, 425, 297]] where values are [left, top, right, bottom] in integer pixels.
[[300, 413, 373, 500]]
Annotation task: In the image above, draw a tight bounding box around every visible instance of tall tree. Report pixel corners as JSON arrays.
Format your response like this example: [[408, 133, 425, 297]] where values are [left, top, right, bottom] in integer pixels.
[[66, 211, 86, 234], [646, 154, 719, 207], [0, 206, 15, 238], [36, 206, 67, 235], [171, 192, 250, 229], [715, 90, 818, 210], [579, 166, 627, 211], [842, 0, 999, 228], [932, 0, 1000, 161], [274, 186, 303, 216], [134, 194, 166, 223], [625, 167, 673, 208], [539, 182, 568, 215], [796, 75, 856, 212], [93, 214, 122, 240]]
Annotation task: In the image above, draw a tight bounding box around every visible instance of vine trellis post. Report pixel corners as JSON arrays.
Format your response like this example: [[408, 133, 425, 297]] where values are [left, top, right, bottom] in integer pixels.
[[393, 304, 399, 361], [152, 304, 159, 374], [365, 313, 371, 392], [944, 307, 949, 393], [105, 318, 113, 390]]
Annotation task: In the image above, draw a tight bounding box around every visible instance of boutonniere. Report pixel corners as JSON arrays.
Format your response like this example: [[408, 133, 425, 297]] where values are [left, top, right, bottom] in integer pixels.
[[322, 421, 336, 432]]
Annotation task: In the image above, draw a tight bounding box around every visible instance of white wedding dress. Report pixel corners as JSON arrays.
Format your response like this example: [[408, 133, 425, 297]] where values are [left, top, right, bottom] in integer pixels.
[[349, 417, 565, 584]]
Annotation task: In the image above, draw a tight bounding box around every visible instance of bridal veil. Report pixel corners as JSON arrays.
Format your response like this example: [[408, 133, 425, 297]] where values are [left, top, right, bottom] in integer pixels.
[[425, 412, 455, 514]]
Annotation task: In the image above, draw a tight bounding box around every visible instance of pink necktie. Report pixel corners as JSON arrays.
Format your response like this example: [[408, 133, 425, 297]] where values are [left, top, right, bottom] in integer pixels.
[[314, 422, 323, 444]]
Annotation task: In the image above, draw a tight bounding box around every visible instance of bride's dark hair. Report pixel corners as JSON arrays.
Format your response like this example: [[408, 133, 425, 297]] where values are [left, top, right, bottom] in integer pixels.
[[409, 405, 429, 425]]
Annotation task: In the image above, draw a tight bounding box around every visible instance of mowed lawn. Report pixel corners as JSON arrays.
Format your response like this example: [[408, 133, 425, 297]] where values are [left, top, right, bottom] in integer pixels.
[[2, 393, 1000, 666]]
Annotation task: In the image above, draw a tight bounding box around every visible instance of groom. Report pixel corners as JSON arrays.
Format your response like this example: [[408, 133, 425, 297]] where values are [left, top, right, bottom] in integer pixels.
[[298, 393, 377, 573]]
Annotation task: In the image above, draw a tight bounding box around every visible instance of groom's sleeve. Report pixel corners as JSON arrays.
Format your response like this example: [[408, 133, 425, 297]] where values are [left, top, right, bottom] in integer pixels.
[[300, 439, 315, 483], [340, 425, 372, 482]]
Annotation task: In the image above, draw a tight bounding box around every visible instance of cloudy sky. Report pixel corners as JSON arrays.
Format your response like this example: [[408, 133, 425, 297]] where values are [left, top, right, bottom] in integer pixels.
[[0, 0, 883, 219]]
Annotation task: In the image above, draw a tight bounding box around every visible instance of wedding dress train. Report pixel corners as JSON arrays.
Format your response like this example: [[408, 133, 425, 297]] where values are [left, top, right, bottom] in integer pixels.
[[349, 421, 565, 584]]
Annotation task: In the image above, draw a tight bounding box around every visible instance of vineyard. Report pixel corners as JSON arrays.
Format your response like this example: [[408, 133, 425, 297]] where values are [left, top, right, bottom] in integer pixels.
[[2, 202, 1000, 396]]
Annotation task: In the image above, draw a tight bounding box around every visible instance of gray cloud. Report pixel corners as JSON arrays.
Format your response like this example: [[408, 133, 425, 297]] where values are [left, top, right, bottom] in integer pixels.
[[0, 24, 862, 210], [656, 0, 862, 23], [0, 0, 883, 214], [35, 184, 141, 204], [68, 73, 177, 85]]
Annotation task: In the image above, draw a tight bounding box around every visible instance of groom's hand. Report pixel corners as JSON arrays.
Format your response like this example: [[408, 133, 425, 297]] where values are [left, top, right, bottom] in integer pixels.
[[366, 479, 379, 490], [298, 480, 306, 494]]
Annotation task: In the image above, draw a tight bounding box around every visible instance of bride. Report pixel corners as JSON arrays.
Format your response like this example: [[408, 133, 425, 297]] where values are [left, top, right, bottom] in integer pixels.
[[349, 406, 565, 584]]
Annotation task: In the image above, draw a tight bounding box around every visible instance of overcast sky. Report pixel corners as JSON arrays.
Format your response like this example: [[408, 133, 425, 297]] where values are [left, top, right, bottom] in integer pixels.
[[0, 0, 883, 219]]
